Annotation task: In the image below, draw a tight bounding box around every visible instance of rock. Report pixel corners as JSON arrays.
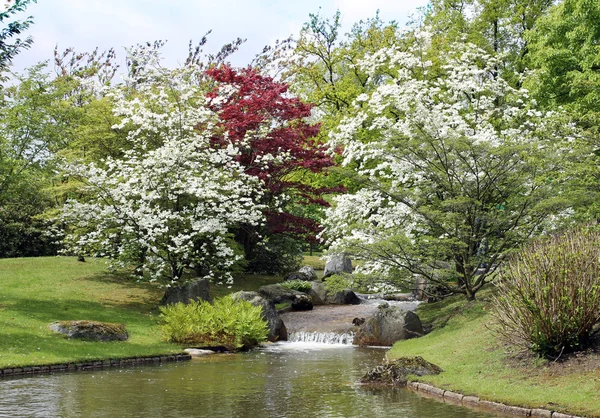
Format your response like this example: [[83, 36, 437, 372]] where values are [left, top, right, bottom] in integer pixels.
[[160, 278, 211, 306], [283, 271, 311, 282], [329, 289, 361, 305], [323, 254, 353, 278], [231, 291, 287, 342], [352, 317, 365, 326], [359, 356, 442, 385], [309, 281, 360, 305], [184, 348, 217, 357], [299, 265, 318, 281], [309, 281, 328, 305], [291, 293, 313, 311], [354, 306, 423, 346], [49, 320, 128, 342]]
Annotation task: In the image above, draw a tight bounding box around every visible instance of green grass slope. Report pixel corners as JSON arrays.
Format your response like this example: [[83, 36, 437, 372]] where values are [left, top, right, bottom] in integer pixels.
[[0, 257, 182, 368], [387, 290, 600, 417]]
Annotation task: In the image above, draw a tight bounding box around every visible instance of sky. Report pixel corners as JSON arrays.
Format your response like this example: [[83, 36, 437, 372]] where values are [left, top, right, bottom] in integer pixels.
[[10, 0, 430, 74]]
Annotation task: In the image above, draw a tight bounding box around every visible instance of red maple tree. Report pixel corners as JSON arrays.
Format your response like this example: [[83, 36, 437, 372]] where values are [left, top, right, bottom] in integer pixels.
[[206, 65, 338, 265]]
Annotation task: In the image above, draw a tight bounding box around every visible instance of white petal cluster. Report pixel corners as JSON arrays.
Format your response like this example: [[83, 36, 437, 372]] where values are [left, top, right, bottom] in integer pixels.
[[61, 45, 264, 285], [324, 31, 577, 281]]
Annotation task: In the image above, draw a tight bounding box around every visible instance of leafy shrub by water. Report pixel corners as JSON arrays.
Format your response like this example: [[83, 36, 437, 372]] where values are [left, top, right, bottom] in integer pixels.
[[280, 280, 312, 292], [492, 227, 600, 357], [159, 296, 268, 351], [324, 274, 353, 294]]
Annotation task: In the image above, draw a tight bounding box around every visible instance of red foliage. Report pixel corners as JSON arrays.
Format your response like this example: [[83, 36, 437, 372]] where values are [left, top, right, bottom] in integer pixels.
[[206, 65, 338, 239]]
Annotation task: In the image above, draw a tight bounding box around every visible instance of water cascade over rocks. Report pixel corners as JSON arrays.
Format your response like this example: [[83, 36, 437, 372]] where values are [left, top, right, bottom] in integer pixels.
[[288, 331, 354, 345]]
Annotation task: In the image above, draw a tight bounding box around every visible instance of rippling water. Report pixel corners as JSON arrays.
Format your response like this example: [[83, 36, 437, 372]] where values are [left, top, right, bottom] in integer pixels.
[[0, 343, 494, 418]]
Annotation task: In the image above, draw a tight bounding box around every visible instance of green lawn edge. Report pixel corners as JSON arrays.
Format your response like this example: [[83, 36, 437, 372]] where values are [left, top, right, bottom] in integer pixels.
[[0, 257, 185, 368], [387, 290, 600, 417]]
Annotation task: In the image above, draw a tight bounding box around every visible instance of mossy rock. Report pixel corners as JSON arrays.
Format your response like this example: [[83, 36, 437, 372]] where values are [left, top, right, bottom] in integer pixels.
[[49, 320, 128, 342], [359, 356, 442, 386]]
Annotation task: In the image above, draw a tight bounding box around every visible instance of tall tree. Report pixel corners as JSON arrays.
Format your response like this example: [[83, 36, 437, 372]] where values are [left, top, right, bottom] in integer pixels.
[[206, 65, 337, 273], [324, 34, 582, 300]]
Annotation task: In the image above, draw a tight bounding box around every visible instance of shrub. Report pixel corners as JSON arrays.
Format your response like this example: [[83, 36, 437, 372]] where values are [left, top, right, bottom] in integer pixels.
[[280, 280, 312, 292], [492, 227, 600, 357], [324, 274, 353, 294], [159, 296, 268, 351], [246, 234, 303, 275]]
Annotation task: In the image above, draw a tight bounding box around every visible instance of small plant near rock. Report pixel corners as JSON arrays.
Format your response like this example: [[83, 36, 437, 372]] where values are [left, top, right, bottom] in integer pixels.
[[280, 280, 312, 292], [492, 227, 600, 358], [159, 296, 268, 351]]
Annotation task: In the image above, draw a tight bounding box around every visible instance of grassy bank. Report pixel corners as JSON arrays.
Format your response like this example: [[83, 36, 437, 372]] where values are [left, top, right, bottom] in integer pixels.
[[0, 257, 187, 368], [387, 289, 600, 417]]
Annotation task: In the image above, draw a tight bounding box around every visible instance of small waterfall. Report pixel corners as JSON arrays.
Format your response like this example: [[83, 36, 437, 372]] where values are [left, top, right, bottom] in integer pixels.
[[288, 331, 354, 345]]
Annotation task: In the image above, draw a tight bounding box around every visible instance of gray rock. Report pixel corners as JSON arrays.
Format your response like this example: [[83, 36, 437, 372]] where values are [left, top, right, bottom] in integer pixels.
[[49, 320, 128, 342], [309, 281, 360, 305], [329, 289, 361, 305], [299, 265, 318, 281], [160, 278, 211, 305], [323, 254, 353, 278], [231, 291, 287, 342], [291, 293, 313, 311], [354, 306, 423, 346], [360, 356, 442, 385], [309, 281, 327, 305], [184, 348, 217, 357], [283, 271, 311, 282], [258, 284, 301, 304]]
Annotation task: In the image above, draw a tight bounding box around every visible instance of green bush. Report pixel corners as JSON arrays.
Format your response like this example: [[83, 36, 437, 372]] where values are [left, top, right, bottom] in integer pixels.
[[280, 280, 312, 292], [159, 296, 268, 351], [492, 227, 600, 357], [324, 274, 353, 294], [246, 234, 303, 275]]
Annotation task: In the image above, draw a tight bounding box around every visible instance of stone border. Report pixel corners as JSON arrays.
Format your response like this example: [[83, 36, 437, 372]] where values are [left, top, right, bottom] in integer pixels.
[[407, 381, 584, 418], [0, 353, 191, 378]]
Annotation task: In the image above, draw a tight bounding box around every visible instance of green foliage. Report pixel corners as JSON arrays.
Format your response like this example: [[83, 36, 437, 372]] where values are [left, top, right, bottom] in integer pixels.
[[527, 0, 600, 131], [492, 226, 600, 357], [246, 234, 303, 275], [280, 280, 312, 292], [324, 274, 352, 294], [159, 297, 268, 351]]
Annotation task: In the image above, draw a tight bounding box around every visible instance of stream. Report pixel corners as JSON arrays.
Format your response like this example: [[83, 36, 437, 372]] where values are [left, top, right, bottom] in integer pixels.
[[0, 341, 495, 418]]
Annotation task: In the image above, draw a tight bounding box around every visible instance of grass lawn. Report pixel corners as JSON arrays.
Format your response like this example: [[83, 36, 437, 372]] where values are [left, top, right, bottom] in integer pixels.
[[388, 289, 600, 417], [0, 257, 185, 368], [0, 256, 296, 368]]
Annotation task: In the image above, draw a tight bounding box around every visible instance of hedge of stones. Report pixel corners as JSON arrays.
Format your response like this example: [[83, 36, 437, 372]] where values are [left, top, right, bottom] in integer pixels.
[[407, 381, 583, 418], [0, 353, 191, 378]]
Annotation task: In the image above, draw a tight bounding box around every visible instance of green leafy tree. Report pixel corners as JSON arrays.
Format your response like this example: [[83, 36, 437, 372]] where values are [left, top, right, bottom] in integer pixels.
[[324, 35, 583, 301], [0, 0, 37, 75]]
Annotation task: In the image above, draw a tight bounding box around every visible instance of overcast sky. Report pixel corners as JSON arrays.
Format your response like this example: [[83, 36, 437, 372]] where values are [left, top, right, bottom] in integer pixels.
[[10, 0, 430, 73]]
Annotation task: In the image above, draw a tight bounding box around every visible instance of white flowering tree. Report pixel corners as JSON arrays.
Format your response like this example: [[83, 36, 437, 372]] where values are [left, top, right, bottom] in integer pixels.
[[325, 33, 582, 300], [61, 45, 264, 286]]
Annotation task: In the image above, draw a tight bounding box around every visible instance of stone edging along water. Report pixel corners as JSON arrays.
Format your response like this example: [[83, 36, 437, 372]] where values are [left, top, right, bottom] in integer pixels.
[[407, 381, 584, 418], [0, 353, 192, 378]]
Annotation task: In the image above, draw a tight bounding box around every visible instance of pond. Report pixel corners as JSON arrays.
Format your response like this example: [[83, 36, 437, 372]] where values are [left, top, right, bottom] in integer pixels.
[[0, 342, 495, 418]]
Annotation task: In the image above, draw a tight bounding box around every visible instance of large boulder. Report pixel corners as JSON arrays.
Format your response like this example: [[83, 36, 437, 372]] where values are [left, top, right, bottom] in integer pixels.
[[299, 265, 318, 281], [231, 291, 287, 342], [359, 356, 442, 386], [258, 284, 313, 311], [354, 304, 423, 346], [160, 278, 211, 306], [49, 320, 128, 342], [323, 254, 353, 278], [283, 271, 311, 282], [309, 281, 360, 306]]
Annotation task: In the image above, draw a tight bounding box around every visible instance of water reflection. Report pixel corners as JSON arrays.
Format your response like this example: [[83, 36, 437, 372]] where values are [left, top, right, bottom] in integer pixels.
[[0, 344, 494, 418]]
